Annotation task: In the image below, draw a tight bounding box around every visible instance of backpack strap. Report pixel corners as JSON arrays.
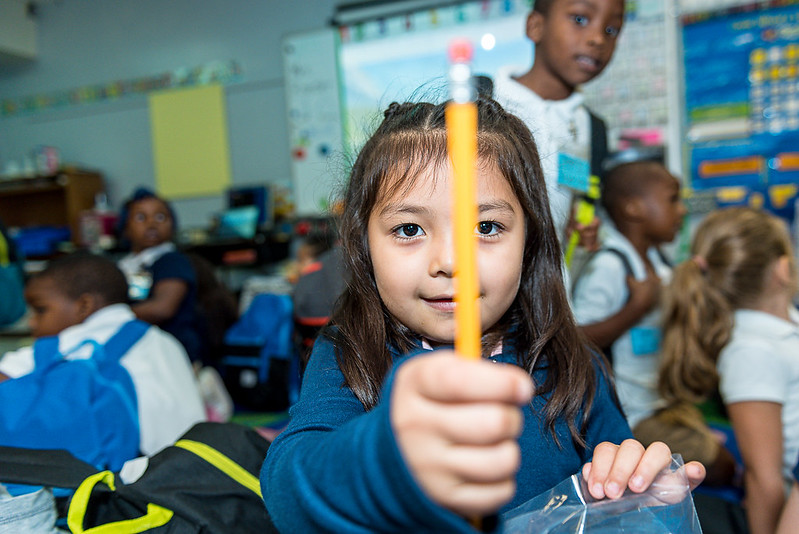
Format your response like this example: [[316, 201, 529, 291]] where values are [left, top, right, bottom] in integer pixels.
[[588, 110, 608, 179], [596, 247, 634, 279], [31, 336, 64, 372], [102, 320, 150, 362], [0, 446, 100, 489], [571, 246, 634, 300], [571, 247, 634, 368], [654, 247, 672, 268], [67, 471, 174, 534]]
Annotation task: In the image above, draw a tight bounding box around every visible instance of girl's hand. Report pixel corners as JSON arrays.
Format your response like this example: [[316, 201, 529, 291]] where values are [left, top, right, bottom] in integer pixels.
[[390, 351, 534, 517], [582, 439, 707, 500]]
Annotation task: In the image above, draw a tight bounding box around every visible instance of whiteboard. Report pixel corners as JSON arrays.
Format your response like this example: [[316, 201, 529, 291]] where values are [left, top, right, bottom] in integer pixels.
[[282, 28, 345, 216]]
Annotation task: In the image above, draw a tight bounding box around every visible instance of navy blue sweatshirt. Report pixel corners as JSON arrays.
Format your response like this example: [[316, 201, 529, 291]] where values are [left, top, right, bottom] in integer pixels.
[[261, 335, 631, 532]]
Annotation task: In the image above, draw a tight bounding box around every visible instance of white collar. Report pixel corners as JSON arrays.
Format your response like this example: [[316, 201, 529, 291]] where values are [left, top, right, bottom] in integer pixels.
[[733, 307, 799, 339], [58, 304, 137, 357], [118, 242, 175, 276]]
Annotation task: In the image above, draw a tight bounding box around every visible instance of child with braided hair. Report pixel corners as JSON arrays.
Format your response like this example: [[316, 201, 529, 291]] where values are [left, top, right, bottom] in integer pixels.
[[260, 97, 705, 532]]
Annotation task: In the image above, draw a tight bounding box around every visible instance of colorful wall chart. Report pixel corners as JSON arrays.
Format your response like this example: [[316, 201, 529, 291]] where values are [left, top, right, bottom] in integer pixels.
[[683, 1, 799, 225]]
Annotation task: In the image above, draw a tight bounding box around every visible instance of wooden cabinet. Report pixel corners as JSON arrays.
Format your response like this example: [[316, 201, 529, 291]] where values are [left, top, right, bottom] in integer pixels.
[[0, 169, 104, 243]]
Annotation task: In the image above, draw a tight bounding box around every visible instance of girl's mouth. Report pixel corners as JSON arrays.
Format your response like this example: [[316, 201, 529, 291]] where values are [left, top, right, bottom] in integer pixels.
[[422, 296, 455, 313]]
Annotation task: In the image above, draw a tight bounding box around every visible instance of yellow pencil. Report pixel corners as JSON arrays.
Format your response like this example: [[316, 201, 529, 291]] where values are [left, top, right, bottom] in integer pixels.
[[446, 39, 482, 530], [445, 40, 480, 360]]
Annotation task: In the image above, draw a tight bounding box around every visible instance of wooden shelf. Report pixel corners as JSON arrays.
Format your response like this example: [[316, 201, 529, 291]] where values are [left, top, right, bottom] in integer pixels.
[[0, 169, 104, 243]]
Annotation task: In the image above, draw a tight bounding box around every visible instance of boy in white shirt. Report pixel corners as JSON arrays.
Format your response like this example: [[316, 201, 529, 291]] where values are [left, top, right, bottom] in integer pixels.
[[571, 161, 686, 427], [493, 0, 625, 247], [0, 253, 206, 458]]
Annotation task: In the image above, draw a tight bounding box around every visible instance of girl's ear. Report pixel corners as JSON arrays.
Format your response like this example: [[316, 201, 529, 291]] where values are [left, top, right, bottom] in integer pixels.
[[526, 11, 545, 44], [774, 255, 796, 289]]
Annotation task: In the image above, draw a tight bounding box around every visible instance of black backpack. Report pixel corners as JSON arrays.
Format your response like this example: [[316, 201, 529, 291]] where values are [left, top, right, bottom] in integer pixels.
[[0, 422, 277, 533]]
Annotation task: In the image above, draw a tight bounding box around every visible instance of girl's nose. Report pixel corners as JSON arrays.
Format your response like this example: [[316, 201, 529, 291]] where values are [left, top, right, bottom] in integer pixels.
[[429, 233, 455, 277]]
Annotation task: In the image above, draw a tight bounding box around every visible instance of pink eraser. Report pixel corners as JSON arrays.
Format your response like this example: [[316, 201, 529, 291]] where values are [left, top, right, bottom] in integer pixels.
[[448, 39, 473, 63]]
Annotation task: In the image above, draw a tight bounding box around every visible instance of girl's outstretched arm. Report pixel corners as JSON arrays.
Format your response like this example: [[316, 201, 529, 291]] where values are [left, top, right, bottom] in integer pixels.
[[391, 351, 534, 517], [581, 439, 707, 500], [262, 338, 518, 533]]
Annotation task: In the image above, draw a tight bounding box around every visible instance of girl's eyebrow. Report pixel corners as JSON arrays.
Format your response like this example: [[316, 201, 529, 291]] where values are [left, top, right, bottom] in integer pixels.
[[376, 203, 431, 218], [479, 199, 516, 215]]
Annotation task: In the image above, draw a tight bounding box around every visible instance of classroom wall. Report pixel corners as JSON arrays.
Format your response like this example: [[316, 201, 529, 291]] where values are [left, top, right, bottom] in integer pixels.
[[0, 0, 338, 228]]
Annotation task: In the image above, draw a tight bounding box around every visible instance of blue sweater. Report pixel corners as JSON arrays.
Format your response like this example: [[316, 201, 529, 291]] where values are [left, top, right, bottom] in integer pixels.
[[261, 335, 631, 533]]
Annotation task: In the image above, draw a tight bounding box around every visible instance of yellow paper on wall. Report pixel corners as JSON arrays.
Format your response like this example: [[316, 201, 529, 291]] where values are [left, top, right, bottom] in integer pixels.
[[149, 84, 231, 198]]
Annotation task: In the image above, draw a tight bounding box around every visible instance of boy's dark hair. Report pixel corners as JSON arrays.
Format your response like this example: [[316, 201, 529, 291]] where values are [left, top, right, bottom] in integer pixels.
[[35, 253, 128, 306], [532, 0, 556, 14], [331, 96, 603, 446], [601, 160, 669, 223]]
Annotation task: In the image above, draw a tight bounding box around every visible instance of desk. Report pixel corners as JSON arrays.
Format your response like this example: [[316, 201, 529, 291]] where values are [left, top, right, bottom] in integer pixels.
[[181, 231, 291, 294], [181, 232, 290, 267]]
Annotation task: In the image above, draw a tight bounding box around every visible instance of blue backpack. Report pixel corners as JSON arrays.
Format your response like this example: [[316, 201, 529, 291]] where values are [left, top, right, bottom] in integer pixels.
[[221, 293, 297, 411], [0, 320, 149, 472]]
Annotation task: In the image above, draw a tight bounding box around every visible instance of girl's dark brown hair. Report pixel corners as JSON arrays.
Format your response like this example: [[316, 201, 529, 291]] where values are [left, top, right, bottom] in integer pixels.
[[328, 97, 602, 445]]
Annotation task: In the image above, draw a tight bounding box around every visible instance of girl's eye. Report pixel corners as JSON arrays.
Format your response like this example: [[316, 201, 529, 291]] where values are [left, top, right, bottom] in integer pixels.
[[155, 213, 168, 223], [394, 224, 424, 238], [573, 14, 589, 26], [133, 213, 146, 222], [476, 221, 500, 236], [605, 25, 620, 38]]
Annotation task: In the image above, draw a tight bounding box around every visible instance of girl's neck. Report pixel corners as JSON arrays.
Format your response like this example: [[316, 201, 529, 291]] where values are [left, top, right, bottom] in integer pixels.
[[750, 290, 795, 323]]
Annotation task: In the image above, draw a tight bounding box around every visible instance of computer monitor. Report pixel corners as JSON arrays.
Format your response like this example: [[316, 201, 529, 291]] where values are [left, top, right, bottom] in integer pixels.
[[227, 185, 271, 227]]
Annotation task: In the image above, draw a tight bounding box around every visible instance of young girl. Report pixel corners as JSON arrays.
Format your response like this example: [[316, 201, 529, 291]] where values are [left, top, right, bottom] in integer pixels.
[[261, 98, 704, 532], [662, 206, 799, 534], [117, 188, 202, 363]]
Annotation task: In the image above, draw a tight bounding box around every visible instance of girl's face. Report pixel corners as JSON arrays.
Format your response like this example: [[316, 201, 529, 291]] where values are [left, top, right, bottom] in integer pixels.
[[126, 197, 174, 253], [367, 164, 526, 344]]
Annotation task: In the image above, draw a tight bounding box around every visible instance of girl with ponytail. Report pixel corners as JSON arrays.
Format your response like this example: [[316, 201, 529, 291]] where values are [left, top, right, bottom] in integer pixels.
[[657, 206, 799, 534]]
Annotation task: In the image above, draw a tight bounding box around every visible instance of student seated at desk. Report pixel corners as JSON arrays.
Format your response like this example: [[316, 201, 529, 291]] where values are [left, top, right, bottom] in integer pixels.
[[0, 253, 206, 459], [117, 188, 204, 363]]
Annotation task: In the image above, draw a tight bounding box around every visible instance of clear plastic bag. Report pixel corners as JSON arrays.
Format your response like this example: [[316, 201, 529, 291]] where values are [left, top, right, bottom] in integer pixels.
[[502, 455, 702, 533]]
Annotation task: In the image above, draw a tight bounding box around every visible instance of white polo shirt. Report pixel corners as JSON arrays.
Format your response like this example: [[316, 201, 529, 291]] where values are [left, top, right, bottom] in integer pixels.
[[571, 224, 671, 427], [493, 66, 591, 239], [718, 307, 799, 482], [0, 304, 206, 456]]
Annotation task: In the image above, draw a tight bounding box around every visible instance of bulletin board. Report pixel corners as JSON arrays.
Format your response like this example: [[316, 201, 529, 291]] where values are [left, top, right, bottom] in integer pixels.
[[581, 3, 670, 149], [682, 2, 799, 225], [149, 84, 232, 198], [282, 29, 345, 216]]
